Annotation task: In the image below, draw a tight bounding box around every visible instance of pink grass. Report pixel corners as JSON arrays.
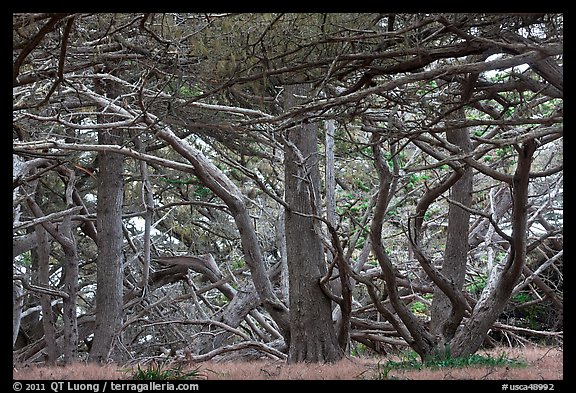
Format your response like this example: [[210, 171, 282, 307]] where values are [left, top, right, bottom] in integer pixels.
[[13, 345, 562, 380]]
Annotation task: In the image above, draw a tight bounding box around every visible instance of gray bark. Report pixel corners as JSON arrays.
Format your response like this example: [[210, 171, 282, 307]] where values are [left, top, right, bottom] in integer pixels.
[[89, 128, 125, 363], [429, 109, 473, 344], [134, 135, 154, 289], [151, 120, 290, 338], [451, 139, 537, 357], [371, 137, 436, 360], [61, 169, 79, 363], [468, 186, 512, 248], [153, 254, 267, 355], [34, 224, 58, 363], [13, 282, 23, 348], [23, 168, 80, 363], [275, 211, 289, 303], [284, 84, 343, 363]]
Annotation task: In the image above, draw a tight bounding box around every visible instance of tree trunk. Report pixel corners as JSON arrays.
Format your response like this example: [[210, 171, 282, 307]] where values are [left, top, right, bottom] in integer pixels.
[[89, 128, 124, 363], [61, 227, 79, 364], [450, 139, 537, 357], [275, 211, 290, 303], [34, 224, 58, 364], [468, 186, 512, 248], [60, 169, 80, 364], [429, 109, 473, 346], [23, 173, 79, 363], [284, 84, 343, 363], [13, 281, 23, 349]]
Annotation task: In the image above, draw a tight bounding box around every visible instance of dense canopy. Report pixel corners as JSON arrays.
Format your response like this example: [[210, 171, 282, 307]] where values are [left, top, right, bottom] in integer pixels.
[[13, 13, 562, 366]]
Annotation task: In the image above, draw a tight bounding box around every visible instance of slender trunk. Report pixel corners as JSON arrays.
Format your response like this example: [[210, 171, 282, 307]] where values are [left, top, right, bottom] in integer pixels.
[[325, 119, 352, 351], [34, 224, 58, 364], [23, 175, 79, 363], [134, 135, 153, 290], [61, 169, 79, 363], [325, 119, 337, 229], [13, 281, 23, 348], [61, 231, 79, 363], [275, 211, 289, 303], [450, 139, 537, 357], [371, 138, 435, 359]]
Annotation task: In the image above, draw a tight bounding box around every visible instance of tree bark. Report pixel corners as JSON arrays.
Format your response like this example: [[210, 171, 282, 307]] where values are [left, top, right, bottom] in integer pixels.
[[429, 109, 473, 345], [13, 281, 23, 349], [284, 84, 343, 363], [23, 179, 79, 363], [34, 224, 58, 364], [89, 128, 124, 363], [371, 138, 436, 360], [450, 139, 537, 357]]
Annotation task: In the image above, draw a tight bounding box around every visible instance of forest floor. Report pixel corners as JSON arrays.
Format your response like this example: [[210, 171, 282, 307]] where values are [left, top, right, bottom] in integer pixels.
[[13, 345, 562, 380]]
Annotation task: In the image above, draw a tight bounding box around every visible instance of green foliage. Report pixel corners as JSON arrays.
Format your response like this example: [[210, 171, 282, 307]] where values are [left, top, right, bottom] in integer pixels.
[[466, 274, 488, 295], [496, 145, 514, 158], [354, 179, 371, 192], [510, 292, 544, 330], [159, 176, 198, 185], [410, 301, 428, 315], [350, 342, 367, 357], [416, 80, 438, 97], [231, 258, 245, 269], [193, 185, 211, 199], [386, 207, 398, 217], [178, 85, 203, 98], [18, 251, 32, 268], [406, 173, 429, 190], [512, 292, 532, 303], [474, 129, 487, 137], [131, 361, 204, 380]]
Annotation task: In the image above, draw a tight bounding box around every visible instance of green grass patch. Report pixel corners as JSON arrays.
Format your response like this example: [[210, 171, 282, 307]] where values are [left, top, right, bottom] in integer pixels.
[[373, 350, 527, 380], [130, 361, 204, 380]]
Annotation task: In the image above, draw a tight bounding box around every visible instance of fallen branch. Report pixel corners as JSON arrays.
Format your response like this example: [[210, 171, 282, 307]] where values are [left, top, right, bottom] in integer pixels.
[[139, 319, 251, 341], [186, 341, 287, 362], [492, 322, 563, 338]]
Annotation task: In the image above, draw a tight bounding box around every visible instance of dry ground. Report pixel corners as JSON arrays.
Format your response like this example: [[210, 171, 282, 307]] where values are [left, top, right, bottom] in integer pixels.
[[13, 345, 562, 380]]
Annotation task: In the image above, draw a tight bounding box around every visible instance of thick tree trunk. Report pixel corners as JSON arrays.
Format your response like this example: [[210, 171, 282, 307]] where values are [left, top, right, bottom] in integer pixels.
[[284, 84, 343, 363], [89, 128, 124, 363], [429, 111, 473, 345]]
